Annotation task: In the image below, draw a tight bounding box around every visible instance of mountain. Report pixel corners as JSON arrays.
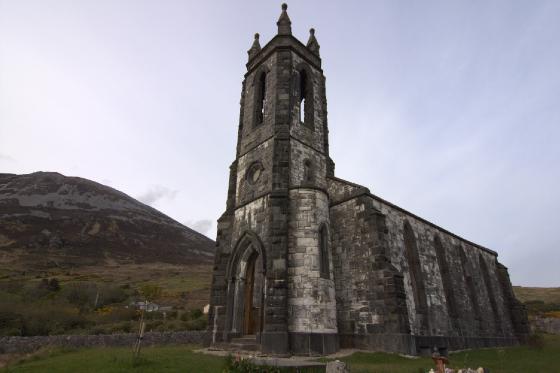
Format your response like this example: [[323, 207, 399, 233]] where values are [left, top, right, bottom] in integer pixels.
[[0, 172, 215, 267]]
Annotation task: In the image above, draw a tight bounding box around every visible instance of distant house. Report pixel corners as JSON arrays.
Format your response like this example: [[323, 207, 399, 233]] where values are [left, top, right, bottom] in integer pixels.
[[130, 301, 160, 312]]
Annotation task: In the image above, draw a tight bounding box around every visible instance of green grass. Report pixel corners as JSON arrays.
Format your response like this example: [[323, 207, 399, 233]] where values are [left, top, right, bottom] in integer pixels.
[[333, 334, 560, 373], [1, 346, 226, 373], [4, 335, 560, 373]]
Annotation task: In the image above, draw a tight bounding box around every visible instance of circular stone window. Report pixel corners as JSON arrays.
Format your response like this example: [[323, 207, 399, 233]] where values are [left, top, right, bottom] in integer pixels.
[[246, 162, 264, 185]]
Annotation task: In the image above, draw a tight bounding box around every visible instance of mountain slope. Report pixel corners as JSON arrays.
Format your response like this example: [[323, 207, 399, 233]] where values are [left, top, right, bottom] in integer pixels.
[[0, 172, 214, 267]]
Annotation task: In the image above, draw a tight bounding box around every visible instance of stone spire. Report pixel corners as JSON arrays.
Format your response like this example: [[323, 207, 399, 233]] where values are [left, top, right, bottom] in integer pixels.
[[247, 33, 261, 60], [306, 28, 320, 56], [277, 3, 292, 35]]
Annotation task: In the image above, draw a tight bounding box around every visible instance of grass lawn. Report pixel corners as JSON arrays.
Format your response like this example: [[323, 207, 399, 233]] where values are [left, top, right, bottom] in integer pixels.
[[3, 335, 559, 372], [337, 334, 560, 373], [1, 345, 227, 373]]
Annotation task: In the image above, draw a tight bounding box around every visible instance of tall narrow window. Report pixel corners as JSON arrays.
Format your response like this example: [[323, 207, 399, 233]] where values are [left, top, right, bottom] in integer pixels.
[[299, 70, 307, 125], [295, 65, 314, 129], [319, 224, 329, 279], [255, 71, 266, 126], [299, 70, 306, 124], [303, 159, 312, 183]]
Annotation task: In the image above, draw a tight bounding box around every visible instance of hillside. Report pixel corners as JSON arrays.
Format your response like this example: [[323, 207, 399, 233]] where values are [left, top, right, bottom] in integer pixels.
[[513, 286, 560, 304], [513, 286, 560, 321], [0, 172, 215, 337], [0, 172, 214, 267]]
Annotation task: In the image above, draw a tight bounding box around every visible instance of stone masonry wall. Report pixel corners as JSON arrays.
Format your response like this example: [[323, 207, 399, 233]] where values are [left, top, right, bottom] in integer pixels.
[[532, 317, 560, 335], [329, 179, 411, 353], [327, 176, 522, 353], [235, 139, 273, 207], [372, 196, 515, 339], [0, 331, 207, 354], [287, 189, 336, 333], [232, 196, 270, 254], [289, 140, 327, 190]]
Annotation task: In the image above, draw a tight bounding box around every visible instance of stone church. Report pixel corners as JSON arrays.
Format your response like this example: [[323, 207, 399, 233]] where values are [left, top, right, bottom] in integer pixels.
[[207, 4, 528, 356]]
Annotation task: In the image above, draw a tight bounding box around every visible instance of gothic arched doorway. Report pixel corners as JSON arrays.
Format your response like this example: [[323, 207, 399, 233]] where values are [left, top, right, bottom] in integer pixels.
[[226, 233, 266, 340], [242, 250, 263, 335]]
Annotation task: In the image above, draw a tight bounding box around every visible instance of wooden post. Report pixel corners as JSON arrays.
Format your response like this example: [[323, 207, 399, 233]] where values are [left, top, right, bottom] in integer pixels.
[[133, 300, 147, 359]]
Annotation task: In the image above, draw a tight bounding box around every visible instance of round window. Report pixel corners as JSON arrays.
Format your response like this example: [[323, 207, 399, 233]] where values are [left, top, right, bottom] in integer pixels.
[[246, 162, 264, 185]]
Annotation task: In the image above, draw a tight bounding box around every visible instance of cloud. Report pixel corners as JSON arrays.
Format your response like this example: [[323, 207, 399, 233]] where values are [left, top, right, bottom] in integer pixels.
[[185, 219, 213, 236], [0, 153, 15, 162], [136, 185, 178, 206]]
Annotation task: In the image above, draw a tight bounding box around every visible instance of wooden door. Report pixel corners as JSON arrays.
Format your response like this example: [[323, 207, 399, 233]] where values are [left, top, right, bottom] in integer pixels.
[[243, 254, 256, 335]]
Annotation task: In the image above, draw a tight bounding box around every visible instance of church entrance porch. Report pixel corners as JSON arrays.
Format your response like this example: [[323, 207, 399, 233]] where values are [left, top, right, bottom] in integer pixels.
[[224, 233, 266, 350]]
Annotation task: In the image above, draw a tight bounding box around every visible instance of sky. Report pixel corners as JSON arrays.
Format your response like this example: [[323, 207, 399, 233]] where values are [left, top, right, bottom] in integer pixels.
[[1, 0, 559, 286]]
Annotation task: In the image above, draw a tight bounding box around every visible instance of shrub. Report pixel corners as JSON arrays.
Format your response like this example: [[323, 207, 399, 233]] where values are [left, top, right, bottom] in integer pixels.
[[90, 326, 109, 335], [179, 309, 204, 322], [62, 282, 98, 310], [93, 308, 138, 324], [61, 282, 128, 310], [47, 278, 60, 292], [0, 310, 23, 335], [0, 280, 24, 294], [139, 284, 162, 300], [145, 320, 163, 331], [23, 282, 51, 301], [190, 308, 203, 319], [184, 317, 207, 331], [179, 311, 190, 322], [544, 310, 560, 319], [524, 300, 560, 316], [154, 320, 183, 332], [109, 321, 133, 334], [98, 284, 128, 305], [224, 355, 282, 373]]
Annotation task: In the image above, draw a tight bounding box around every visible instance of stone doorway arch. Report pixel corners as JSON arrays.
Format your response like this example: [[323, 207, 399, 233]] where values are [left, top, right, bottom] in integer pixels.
[[225, 232, 266, 339]]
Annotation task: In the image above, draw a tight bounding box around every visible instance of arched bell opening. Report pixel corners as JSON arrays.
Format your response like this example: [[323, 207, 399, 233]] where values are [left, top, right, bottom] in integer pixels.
[[225, 233, 266, 340]]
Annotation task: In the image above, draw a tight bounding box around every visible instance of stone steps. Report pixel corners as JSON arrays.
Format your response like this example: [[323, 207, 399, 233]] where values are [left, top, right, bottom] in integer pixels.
[[229, 335, 259, 352]]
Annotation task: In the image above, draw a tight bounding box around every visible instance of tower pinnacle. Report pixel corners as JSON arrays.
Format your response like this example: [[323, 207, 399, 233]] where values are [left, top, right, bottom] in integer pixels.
[[247, 33, 261, 60], [306, 28, 320, 56], [277, 3, 292, 35]]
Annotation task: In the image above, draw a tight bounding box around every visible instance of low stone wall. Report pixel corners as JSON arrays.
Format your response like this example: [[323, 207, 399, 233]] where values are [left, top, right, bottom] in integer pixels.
[[0, 331, 208, 354], [531, 317, 560, 335]]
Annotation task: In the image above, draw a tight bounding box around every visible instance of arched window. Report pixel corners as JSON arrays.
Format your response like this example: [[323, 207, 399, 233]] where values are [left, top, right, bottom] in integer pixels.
[[319, 224, 329, 279], [403, 221, 428, 314], [303, 159, 313, 183], [297, 68, 314, 129], [255, 71, 266, 126], [299, 70, 307, 124], [434, 235, 458, 323]]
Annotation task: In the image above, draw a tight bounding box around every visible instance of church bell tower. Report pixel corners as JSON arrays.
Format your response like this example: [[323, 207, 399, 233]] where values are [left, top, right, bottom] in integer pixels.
[[207, 4, 339, 355]]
